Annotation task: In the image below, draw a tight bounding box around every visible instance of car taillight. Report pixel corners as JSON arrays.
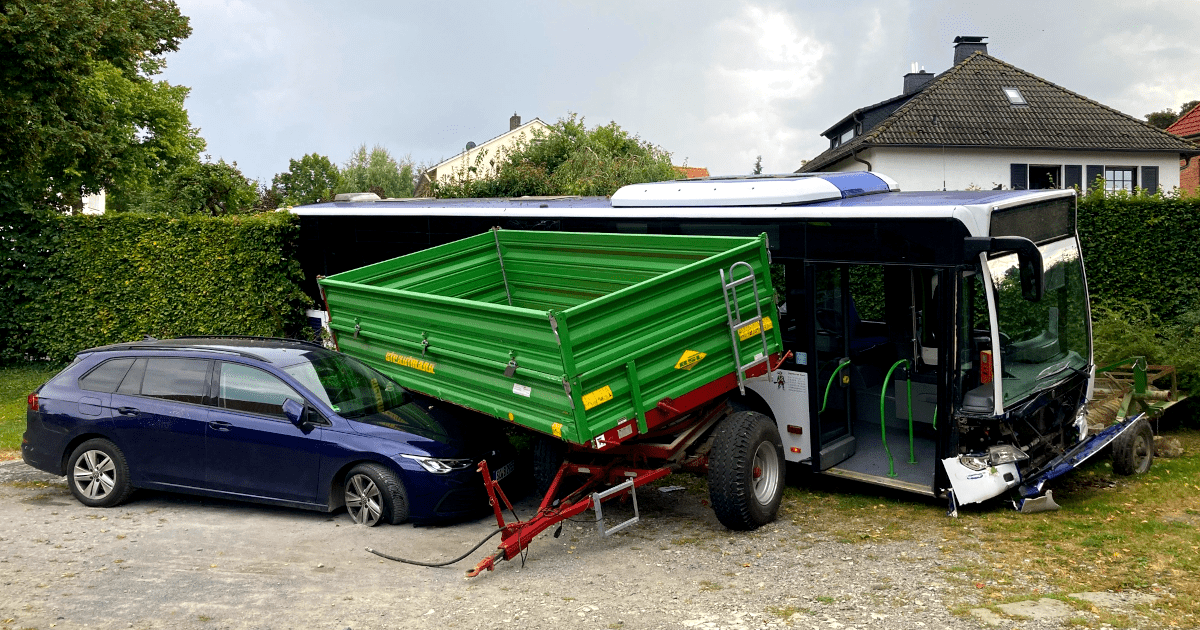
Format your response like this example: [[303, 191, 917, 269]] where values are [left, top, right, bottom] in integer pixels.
[[27, 393, 39, 412]]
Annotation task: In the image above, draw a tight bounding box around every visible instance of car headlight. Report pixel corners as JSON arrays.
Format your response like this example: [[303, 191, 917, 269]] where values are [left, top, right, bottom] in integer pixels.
[[400, 454, 475, 474]]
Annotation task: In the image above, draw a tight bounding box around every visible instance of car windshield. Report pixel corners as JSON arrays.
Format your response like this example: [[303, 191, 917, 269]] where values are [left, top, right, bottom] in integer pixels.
[[283, 353, 409, 419], [987, 238, 1090, 405]]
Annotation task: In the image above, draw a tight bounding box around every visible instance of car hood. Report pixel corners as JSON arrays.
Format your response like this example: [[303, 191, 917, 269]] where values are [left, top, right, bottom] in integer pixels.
[[344, 394, 508, 459]]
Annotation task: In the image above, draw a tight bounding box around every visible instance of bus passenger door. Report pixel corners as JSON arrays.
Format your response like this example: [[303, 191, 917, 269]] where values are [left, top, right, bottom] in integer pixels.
[[809, 264, 856, 470]]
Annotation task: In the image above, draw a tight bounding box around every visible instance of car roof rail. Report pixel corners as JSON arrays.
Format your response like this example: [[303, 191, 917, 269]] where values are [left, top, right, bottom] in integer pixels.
[[173, 335, 325, 349], [84, 340, 270, 360]]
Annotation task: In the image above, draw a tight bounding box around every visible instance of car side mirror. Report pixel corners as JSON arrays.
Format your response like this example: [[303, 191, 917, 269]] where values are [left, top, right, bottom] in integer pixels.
[[963, 236, 1044, 302], [282, 398, 305, 426]]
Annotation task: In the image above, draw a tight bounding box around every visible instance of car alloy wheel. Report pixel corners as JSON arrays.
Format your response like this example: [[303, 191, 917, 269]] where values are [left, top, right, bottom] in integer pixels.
[[345, 472, 384, 526], [73, 449, 117, 501]]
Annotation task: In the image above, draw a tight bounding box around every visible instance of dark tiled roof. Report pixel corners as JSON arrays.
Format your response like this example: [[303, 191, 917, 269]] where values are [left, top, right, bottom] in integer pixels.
[[801, 53, 1200, 172], [1166, 103, 1200, 139]]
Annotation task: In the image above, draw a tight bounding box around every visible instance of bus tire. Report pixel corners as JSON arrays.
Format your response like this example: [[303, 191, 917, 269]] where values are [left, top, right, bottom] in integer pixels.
[[709, 411, 784, 530], [1112, 418, 1153, 476]]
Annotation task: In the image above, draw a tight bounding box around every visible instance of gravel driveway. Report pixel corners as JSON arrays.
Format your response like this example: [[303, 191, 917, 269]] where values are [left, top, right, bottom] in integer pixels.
[[0, 460, 1123, 630]]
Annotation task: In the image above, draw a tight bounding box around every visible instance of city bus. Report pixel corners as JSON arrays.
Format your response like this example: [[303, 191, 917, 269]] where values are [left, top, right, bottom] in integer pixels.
[[292, 172, 1141, 513]]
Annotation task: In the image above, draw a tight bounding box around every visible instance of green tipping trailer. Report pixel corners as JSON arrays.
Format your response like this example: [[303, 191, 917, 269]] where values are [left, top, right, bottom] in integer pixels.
[[318, 229, 783, 449]]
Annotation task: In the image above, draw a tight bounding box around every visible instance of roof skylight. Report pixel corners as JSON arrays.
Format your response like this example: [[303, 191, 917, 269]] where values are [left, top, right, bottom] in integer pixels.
[[1003, 88, 1028, 106]]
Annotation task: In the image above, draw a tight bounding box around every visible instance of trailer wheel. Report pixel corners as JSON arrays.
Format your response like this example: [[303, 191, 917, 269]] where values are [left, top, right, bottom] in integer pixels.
[[344, 463, 409, 526], [532, 435, 567, 496], [1112, 418, 1154, 476], [709, 411, 784, 530]]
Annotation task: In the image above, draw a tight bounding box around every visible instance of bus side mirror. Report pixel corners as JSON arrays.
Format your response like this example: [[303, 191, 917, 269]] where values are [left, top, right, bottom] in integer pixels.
[[963, 236, 1044, 302]]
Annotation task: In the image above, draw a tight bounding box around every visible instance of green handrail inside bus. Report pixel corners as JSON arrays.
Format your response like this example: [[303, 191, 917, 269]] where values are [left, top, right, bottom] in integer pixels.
[[819, 358, 852, 414], [880, 359, 917, 477]]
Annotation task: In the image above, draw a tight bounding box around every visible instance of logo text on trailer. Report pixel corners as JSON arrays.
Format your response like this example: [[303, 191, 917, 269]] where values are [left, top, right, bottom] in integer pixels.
[[736, 316, 774, 341], [674, 350, 707, 371], [582, 385, 613, 410], [385, 351, 436, 374]]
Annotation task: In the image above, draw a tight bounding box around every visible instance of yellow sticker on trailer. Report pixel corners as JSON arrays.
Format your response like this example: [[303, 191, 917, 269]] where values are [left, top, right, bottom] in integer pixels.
[[674, 350, 707, 370], [736, 316, 773, 341], [582, 385, 613, 410]]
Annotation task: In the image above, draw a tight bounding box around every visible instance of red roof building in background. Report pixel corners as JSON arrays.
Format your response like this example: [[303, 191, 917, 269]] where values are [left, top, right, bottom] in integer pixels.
[[674, 166, 710, 179], [1166, 104, 1200, 195]]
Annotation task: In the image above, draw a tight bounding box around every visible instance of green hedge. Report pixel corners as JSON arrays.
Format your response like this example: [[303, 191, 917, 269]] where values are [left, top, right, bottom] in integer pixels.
[[1078, 189, 1200, 392], [15, 212, 311, 362], [1077, 189, 1200, 323]]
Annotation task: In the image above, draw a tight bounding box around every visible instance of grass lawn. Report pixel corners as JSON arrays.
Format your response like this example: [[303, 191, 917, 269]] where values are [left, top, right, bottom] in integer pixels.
[[0, 363, 63, 459], [778, 422, 1200, 628]]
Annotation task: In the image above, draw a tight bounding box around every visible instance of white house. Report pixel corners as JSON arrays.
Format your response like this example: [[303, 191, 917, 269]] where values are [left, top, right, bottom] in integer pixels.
[[417, 113, 548, 194], [799, 36, 1199, 193]]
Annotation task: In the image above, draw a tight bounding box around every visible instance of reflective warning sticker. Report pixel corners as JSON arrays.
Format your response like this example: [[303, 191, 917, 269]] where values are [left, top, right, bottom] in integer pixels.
[[384, 351, 436, 374], [736, 316, 774, 341], [552, 422, 563, 438], [582, 385, 613, 410], [512, 383, 532, 398], [674, 349, 707, 370]]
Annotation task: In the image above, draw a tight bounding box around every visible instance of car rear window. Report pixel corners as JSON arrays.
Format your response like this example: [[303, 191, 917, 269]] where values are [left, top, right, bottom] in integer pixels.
[[78, 358, 136, 393], [139, 358, 210, 405]]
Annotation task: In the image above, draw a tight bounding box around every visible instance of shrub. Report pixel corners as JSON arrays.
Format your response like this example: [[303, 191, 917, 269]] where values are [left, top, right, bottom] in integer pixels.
[[13, 212, 311, 362]]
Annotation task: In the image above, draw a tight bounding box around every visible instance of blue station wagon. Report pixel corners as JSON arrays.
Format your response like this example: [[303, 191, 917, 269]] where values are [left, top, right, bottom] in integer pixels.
[[22, 337, 517, 525]]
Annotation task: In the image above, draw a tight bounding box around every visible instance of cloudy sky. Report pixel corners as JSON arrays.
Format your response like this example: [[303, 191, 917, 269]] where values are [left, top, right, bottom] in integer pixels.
[[160, 0, 1200, 184]]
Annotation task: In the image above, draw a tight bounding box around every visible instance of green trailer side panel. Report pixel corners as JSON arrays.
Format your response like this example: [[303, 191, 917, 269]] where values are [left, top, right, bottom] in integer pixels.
[[320, 230, 781, 446]]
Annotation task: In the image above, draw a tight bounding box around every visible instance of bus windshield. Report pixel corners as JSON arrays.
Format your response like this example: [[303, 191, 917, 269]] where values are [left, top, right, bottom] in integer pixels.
[[988, 238, 1090, 405]]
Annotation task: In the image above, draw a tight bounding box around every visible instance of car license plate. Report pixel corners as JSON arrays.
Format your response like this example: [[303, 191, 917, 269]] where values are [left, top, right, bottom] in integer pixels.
[[492, 460, 515, 482]]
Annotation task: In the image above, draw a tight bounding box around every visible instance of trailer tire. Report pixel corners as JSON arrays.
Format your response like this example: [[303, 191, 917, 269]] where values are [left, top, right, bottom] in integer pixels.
[[1112, 418, 1154, 476], [532, 435, 567, 496], [709, 411, 784, 530]]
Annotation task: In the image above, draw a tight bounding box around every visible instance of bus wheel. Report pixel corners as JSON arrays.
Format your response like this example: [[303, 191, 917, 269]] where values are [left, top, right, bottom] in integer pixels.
[[1112, 418, 1154, 476], [709, 411, 784, 530]]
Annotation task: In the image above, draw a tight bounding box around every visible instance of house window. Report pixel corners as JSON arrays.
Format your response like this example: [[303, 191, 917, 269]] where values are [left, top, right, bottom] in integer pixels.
[[1105, 167, 1136, 192], [1003, 88, 1028, 106], [840, 128, 855, 145], [1028, 165, 1061, 189]]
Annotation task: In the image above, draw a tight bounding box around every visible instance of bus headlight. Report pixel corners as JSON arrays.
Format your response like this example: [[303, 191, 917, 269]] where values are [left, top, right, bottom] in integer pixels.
[[958, 445, 1029, 471]]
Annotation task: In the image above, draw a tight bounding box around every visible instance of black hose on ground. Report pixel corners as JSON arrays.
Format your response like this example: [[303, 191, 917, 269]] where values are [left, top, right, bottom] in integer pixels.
[[365, 527, 505, 567]]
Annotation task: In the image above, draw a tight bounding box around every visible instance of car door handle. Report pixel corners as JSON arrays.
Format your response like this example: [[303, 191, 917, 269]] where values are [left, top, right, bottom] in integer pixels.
[[208, 421, 232, 432], [116, 406, 139, 416]]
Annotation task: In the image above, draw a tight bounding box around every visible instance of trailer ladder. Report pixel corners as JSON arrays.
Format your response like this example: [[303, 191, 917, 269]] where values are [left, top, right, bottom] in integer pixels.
[[720, 261, 774, 395]]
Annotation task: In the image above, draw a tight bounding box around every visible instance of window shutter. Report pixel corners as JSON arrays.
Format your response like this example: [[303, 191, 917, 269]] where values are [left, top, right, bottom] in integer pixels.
[[1010, 163, 1028, 190], [1064, 165, 1082, 190], [1141, 166, 1157, 193], [1086, 165, 1104, 191]]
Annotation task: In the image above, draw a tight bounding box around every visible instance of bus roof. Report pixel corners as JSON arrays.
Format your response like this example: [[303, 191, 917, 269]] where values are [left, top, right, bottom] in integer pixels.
[[289, 174, 1076, 238]]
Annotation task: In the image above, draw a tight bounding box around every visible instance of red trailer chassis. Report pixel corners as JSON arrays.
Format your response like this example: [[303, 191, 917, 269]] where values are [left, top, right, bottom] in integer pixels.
[[467, 357, 782, 577]]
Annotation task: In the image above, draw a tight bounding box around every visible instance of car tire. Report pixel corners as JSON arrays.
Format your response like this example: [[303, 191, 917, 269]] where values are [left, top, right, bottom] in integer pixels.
[[67, 439, 134, 508], [708, 411, 784, 530], [1112, 418, 1154, 476], [344, 463, 408, 526]]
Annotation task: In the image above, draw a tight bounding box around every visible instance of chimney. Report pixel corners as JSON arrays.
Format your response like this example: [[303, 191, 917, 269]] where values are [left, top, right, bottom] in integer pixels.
[[903, 62, 934, 94], [510, 112, 521, 131], [953, 35, 988, 64]]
